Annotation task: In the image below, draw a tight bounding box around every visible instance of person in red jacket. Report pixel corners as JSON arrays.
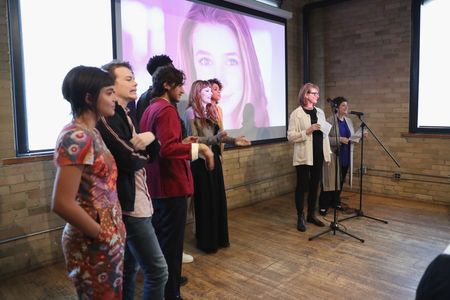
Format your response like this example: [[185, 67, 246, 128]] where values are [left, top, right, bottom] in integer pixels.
[[139, 65, 213, 300]]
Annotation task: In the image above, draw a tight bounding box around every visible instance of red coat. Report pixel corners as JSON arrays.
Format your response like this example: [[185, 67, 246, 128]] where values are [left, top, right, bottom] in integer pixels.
[[139, 98, 194, 198]]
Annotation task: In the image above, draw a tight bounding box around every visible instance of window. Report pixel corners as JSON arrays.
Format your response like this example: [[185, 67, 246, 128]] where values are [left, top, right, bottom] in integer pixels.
[[410, 0, 450, 133], [8, 0, 115, 154]]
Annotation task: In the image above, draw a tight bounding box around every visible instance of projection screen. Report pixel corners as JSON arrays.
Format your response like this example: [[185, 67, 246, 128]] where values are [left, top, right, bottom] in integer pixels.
[[119, 0, 287, 143]]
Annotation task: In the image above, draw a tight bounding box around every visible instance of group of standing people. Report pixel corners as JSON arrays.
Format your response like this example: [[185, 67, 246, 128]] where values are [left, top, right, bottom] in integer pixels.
[[52, 55, 249, 299], [288, 83, 362, 232], [51, 55, 360, 299]]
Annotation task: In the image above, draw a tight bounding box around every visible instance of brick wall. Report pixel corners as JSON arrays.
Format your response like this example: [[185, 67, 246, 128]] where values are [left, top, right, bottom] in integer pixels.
[[0, 0, 306, 277], [307, 0, 450, 204]]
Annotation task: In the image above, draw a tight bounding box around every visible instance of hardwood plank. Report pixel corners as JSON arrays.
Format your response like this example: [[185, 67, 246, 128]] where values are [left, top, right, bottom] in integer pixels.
[[0, 192, 449, 300]]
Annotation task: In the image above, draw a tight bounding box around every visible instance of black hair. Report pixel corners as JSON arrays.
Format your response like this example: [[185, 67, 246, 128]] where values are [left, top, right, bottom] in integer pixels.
[[151, 66, 185, 98], [101, 60, 133, 80], [207, 78, 223, 90], [333, 96, 348, 108], [61, 65, 114, 117], [146, 54, 173, 76]]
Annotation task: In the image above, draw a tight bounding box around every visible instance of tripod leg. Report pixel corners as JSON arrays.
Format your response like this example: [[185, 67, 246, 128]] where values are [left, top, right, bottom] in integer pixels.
[[338, 210, 363, 222], [335, 227, 364, 243], [361, 214, 388, 224], [339, 210, 388, 224], [338, 214, 358, 222], [308, 228, 333, 241]]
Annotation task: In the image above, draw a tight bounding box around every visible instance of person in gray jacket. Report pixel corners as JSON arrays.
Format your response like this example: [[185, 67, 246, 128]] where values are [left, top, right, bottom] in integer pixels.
[[319, 97, 365, 216]]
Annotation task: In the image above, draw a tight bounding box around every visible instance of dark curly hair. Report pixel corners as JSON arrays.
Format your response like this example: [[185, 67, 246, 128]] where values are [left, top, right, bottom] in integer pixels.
[[151, 66, 185, 98], [146, 54, 173, 76], [207, 78, 223, 90], [332, 96, 348, 107]]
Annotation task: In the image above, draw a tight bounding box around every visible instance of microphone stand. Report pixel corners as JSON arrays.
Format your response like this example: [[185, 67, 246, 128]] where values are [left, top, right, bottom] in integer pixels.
[[339, 114, 400, 224], [309, 101, 364, 243]]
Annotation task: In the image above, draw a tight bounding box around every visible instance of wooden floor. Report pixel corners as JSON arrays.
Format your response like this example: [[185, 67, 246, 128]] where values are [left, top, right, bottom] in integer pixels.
[[1, 192, 449, 300]]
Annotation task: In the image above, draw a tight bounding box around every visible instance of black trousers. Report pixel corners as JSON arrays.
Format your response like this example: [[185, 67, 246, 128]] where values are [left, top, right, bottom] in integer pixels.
[[319, 165, 349, 210], [152, 197, 187, 300], [295, 158, 323, 216]]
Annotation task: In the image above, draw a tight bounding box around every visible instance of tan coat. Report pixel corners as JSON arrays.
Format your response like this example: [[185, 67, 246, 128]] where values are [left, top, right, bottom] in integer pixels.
[[322, 115, 357, 191], [287, 106, 331, 166]]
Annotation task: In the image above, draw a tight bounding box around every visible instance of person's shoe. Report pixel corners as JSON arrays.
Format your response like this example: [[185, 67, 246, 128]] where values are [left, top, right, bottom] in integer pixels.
[[182, 252, 194, 264], [297, 212, 306, 232], [336, 204, 344, 211], [180, 276, 188, 286], [319, 208, 328, 216], [307, 215, 325, 227]]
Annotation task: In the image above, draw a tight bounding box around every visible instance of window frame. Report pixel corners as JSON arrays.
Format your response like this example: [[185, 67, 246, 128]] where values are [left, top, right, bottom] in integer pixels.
[[7, 0, 118, 156], [409, 0, 450, 134]]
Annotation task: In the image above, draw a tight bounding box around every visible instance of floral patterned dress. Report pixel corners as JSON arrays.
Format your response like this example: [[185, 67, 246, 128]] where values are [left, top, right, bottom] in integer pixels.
[[54, 122, 126, 299]]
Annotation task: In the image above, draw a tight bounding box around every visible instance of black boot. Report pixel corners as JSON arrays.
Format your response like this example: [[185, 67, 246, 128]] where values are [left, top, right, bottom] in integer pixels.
[[307, 214, 325, 227], [297, 212, 306, 232]]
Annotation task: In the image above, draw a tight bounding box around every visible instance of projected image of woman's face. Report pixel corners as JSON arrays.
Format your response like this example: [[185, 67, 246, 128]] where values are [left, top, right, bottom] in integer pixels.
[[192, 23, 244, 127]]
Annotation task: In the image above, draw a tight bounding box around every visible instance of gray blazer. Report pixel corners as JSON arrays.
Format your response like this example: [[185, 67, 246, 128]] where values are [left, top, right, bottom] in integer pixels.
[[322, 115, 357, 191], [186, 107, 235, 146]]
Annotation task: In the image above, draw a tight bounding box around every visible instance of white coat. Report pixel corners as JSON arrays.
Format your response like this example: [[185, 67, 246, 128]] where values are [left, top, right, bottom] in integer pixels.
[[287, 106, 331, 166]]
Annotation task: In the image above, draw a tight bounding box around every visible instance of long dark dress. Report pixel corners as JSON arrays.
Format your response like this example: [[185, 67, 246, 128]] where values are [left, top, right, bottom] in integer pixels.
[[191, 121, 229, 252], [186, 109, 231, 253]]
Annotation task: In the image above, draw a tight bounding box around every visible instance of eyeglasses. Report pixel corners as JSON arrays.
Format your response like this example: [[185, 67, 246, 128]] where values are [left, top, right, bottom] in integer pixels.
[[308, 91, 319, 96]]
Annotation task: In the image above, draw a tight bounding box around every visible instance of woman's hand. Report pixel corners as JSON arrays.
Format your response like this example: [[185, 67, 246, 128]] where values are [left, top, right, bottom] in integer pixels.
[[52, 165, 102, 239], [340, 137, 349, 144], [217, 131, 228, 142], [306, 123, 321, 135], [235, 136, 251, 147], [130, 132, 155, 150]]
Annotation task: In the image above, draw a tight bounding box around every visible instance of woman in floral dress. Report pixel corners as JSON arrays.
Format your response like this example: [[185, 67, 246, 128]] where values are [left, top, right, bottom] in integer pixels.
[[52, 66, 126, 299]]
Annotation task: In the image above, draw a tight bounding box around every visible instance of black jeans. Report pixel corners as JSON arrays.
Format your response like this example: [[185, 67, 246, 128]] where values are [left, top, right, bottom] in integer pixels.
[[295, 159, 323, 216], [152, 197, 187, 300]]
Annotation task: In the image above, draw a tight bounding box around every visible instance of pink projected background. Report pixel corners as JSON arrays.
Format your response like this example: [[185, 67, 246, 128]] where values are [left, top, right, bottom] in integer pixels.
[[121, 0, 286, 137]]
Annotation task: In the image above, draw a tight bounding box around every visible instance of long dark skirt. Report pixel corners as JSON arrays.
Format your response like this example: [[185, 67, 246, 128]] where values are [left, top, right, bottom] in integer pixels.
[[191, 145, 229, 253]]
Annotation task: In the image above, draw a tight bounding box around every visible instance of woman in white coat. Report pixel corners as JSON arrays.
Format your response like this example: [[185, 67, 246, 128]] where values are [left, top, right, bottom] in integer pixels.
[[287, 83, 331, 232]]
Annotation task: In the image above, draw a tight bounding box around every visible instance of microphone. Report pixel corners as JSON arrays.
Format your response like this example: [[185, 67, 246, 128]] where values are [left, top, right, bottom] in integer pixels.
[[350, 110, 364, 116], [326, 98, 338, 109]]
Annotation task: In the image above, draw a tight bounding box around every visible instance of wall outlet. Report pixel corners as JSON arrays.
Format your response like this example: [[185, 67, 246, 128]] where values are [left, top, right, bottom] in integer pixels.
[[361, 165, 367, 175], [393, 171, 401, 181]]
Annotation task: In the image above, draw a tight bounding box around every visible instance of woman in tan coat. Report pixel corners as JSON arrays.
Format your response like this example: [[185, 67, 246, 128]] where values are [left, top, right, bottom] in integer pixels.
[[287, 83, 331, 232]]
